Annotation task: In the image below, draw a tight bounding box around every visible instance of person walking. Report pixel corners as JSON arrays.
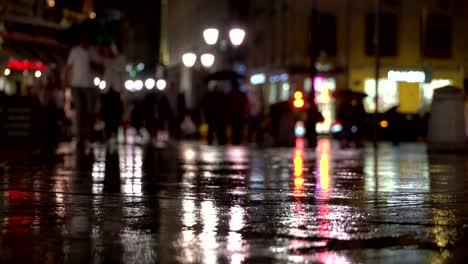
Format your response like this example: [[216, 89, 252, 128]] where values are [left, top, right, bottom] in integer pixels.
[[202, 84, 227, 145], [247, 88, 264, 143], [65, 35, 100, 153], [305, 93, 323, 148], [143, 88, 172, 147], [99, 42, 125, 152], [227, 81, 248, 145]]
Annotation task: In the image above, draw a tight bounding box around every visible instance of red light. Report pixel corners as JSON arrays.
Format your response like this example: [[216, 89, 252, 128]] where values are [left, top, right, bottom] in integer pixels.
[[7, 59, 47, 71]]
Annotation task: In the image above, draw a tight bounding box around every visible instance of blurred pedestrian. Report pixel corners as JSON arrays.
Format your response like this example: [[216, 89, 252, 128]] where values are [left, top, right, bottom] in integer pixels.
[[65, 34, 99, 154], [227, 81, 248, 145], [305, 93, 323, 148], [247, 88, 264, 143], [202, 84, 227, 145], [143, 89, 172, 147], [167, 83, 187, 140], [38, 66, 65, 154], [99, 42, 125, 152]]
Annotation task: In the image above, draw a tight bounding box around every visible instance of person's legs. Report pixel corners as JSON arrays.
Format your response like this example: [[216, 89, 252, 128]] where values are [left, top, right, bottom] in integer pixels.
[[231, 115, 244, 145], [207, 121, 215, 145], [216, 121, 227, 145]]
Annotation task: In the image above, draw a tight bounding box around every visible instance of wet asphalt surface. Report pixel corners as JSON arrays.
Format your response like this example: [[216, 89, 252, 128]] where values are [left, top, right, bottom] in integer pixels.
[[1, 138, 468, 263]]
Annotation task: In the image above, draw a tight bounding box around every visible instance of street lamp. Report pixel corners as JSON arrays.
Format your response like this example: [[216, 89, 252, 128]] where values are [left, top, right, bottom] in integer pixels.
[[229, 28, 246, 46], [145, 78, 155, 89], [182, 53, 197, 68], [156, 79, 167, 90], [200, 53, 215, 68], [203, 28, 219, 45], [134, 80, 144, 90]]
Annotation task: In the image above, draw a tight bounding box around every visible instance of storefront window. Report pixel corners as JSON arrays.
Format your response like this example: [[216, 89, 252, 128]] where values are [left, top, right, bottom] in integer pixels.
[[269, 83, 278, 104], [422, 79, 452, 107], [364, 79, 398, 113], [280, 83, 290, 101]]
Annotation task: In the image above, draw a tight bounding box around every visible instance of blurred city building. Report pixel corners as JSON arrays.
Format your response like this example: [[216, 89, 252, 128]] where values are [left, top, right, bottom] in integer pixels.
[[0, 0, 96, 96], [246, 0, 468, 133]]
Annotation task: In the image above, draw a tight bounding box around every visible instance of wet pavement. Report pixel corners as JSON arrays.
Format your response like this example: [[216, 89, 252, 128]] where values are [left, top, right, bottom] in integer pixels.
[[1, 138, 468, 263]]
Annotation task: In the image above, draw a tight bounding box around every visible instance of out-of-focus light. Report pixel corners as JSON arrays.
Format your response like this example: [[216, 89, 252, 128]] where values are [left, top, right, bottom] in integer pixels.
[[294, 99, 305, 108], [94, 77, 101, 86], [99, 80, 106, 90], [89, 12, 96, 19], [201, 53, 215, 68], [4, 69, 11, 76], [125, 65, 132, 72], [125, 80, 134, 91], [156, 79, 167, 90], [34, 70, 42, 78], [388, 70, 425, 83], [137, 63, 145, 72], [294, 91, 303, 100], [134, 80, 143, 90], [47, 0, 55, 8], [294, 177, 305, 186], [314, 77, 326, 92], [295, 121, 306, 137], [250, 73, 266, 85], [380, 120, 389, 128], [184, 149, 196, 161], [145, 78, 155, 89], [331, 121, 343, 133], [319, 88, 330, 104], [229, 28, 245, 46], [203, 28, 219, 45], [182, 53, 197, 68]]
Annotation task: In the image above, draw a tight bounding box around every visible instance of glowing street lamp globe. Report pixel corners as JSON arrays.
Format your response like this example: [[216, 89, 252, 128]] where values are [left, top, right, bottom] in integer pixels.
[[201, 54, 215, 68], [229, 28, 245, 46], [203, 28, 219, 45], [182, 53, 197, 68]]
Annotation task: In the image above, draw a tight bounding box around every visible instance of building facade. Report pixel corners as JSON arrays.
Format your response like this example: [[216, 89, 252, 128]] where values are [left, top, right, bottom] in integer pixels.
[[247, 0, 468, 132]]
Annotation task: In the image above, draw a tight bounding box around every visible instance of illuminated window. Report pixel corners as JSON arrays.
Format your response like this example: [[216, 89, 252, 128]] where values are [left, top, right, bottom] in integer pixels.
[[364, 79, 398, 113]]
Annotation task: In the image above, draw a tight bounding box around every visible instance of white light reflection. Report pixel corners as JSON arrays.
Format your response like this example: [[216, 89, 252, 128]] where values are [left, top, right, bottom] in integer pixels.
[[227, 206, 246, 264], [121, 145, 143, 195], [92, 147, 106, 195], [200, 200, 219, 264]]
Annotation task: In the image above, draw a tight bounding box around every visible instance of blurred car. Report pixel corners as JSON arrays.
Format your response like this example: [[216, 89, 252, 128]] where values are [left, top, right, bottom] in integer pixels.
[[332, 106, 427, 144]]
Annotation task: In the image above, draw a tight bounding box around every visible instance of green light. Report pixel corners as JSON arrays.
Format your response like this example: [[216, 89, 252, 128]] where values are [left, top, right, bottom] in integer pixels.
[[130, 71, 137, 78]]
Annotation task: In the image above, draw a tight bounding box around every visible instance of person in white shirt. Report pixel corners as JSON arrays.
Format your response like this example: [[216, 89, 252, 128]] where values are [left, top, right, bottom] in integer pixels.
[[65, 35, 100, 149]]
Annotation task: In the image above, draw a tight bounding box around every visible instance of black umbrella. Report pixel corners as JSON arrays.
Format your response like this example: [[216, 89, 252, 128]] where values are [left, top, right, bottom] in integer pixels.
[[204, 70, 244, 82]]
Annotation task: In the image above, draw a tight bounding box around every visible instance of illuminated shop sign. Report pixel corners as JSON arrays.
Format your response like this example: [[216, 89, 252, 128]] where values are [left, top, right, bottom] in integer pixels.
[[269, 73, 288, 83], [250, 73, 266, 85], [7, 60, 47, 72], [387, 70, 426, 83]]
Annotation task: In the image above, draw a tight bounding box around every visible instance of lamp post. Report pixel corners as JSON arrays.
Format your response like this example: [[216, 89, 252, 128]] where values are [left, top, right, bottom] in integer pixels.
[[181, 28, 246, 109]]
